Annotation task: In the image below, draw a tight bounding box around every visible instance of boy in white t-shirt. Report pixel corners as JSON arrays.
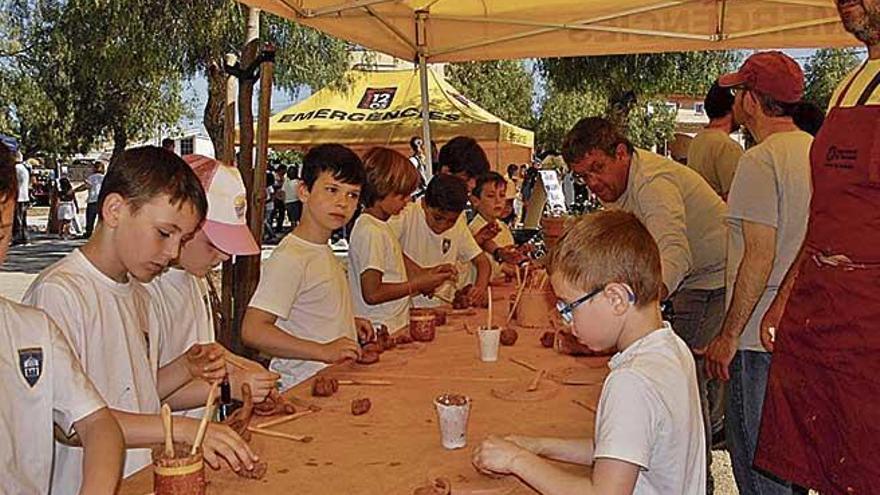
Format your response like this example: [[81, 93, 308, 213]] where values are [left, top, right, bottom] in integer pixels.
[[473, 210, 706, 495], [146, 154, 280, 412], [0, 141, 124, 494], [243, 144, 373, 390], [23, 147, 258, 495], [349, 147, 456, 333], [468, 172, 528, 284], [388, 174, 492, 308]]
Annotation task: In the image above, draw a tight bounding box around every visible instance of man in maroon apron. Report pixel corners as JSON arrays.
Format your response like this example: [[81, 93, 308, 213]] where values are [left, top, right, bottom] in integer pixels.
[[755, 1, 880, 492]]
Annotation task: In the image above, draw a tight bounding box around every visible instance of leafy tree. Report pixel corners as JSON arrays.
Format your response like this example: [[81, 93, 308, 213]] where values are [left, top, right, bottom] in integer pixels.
[[445, 60, 534, 129], [804, 48, 862, 110], [534, 85, 604, 151], [539, 51, 739, 128]]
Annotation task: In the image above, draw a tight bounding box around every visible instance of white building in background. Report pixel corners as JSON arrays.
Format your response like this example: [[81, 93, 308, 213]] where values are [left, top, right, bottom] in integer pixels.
[[152, 129, 216, 158]]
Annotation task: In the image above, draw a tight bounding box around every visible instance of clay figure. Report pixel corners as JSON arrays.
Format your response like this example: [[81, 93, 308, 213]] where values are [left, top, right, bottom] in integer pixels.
[[499, 328, 518, 346], [351, 398, 371, 416]]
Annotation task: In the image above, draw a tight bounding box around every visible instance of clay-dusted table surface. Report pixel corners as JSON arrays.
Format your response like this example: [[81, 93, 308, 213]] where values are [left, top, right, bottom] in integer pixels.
[[119, 285, 608, 494]]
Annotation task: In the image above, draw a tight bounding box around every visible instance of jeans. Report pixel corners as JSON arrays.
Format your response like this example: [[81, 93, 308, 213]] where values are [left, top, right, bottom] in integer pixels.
[[670, 286, 726, 494], [13, 201, 28, 242], [286, 200, 302, 228], [727, 351, 796, 495], [273, 199, 286, 231], [85, 202, 99, 238]]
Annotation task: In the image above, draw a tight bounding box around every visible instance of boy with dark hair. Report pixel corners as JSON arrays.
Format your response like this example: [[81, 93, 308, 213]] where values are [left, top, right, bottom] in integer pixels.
[[468, 172, 527, 283], [23, 146, 257, 494], [1, 143, 125, 494], [389, 174, 491, 308], [349, 147, 455, 332], [437, 136, 491, 192], [473, 210, 705, 494], [243, 144, 372, 390]]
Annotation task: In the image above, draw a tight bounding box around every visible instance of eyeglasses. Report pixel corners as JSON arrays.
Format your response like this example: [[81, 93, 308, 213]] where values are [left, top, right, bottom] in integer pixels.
[[555, 286, 604, 324]]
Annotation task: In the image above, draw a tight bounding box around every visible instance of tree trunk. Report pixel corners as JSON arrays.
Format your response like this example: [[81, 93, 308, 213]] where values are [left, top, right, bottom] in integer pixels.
[[204, 59, 227, 159], [606, 90, 637, 131], [111, 126, 128, 164]]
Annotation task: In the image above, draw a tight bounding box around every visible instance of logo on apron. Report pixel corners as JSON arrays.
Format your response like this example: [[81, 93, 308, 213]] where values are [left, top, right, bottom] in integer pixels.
[[18, 347, 43, 387], [442, 238, 451, 254]]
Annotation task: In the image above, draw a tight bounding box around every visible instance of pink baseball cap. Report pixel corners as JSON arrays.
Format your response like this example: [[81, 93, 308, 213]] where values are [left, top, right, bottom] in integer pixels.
[[718, 51, 804, 104], [183, 154, 260, 256]]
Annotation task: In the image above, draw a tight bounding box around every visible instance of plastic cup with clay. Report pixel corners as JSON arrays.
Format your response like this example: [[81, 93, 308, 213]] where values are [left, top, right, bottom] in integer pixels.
[[434, 393, 471, 450], [477, 326, 501, 362]]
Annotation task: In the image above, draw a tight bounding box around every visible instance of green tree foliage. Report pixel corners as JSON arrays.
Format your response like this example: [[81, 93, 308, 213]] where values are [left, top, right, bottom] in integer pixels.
[[534, 85, 604, 151], [539, 51, 739, 129], [445, 60, 534, 129], [804, 48, 862, 110]]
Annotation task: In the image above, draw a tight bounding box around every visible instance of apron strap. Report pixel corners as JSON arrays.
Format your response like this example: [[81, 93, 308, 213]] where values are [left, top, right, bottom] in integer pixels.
[[856, 68, 880, 107], [835, 62, 869, 108]]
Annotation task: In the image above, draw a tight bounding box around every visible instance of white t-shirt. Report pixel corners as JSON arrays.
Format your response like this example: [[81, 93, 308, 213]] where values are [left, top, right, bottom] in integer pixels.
[[348, 213, 410, 333], [86, 173, 105, 204], [388, 202, 483, 307], [145, 268, 214, 368], [15, 163, 29, 202], [282, 177, 299, 204], [0, 297, 105, 495], [726, 131, 813, 352], [468, 215, 515, 282], [23, 249, 160, 494], [248, 233, 356, 390], [593, 323, 706, 495]]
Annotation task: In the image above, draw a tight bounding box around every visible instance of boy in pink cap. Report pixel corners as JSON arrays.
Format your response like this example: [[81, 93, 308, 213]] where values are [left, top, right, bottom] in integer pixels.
[[145, 154, 280, 414]]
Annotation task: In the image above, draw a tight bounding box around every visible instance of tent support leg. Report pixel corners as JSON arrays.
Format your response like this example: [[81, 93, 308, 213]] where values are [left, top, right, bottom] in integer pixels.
[[416, 11, 433, 181]]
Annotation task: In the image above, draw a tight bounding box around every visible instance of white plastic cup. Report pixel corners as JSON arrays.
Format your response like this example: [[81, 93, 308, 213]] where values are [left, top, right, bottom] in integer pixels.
[[434, 394, 471, 449], [478, 326, 501, 362]]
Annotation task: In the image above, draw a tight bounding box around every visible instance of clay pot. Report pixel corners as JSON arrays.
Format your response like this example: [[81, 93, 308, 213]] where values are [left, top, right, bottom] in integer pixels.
[[515, 289, 556, 328], [153, 445, 205, 495], [410, 311, 436, 342]]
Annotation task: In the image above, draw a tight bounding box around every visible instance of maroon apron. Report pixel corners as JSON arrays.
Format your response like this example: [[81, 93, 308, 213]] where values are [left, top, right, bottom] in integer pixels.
[[755, 64, 880, 493]]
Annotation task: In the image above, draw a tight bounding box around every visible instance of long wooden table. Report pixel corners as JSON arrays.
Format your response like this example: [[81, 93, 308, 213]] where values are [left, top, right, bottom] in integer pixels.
[[120, 285, 609, 494]]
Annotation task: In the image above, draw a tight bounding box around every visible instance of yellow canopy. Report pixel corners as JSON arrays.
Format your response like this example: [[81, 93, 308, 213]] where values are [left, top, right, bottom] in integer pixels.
[[264, 68, 534, 167], [241, 0, 858, 63]]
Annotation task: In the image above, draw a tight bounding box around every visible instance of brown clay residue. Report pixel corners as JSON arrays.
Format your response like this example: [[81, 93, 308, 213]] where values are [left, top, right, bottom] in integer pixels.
[[435, 393, 468, 406], [312, 376, 339, 397], [351, 398, 372, 416]]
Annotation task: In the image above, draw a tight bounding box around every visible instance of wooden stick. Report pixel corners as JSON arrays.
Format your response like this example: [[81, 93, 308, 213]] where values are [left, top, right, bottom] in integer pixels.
[[463, 323, 474, 335], [527, 369, 545, 392], [247, 426, 313, 443], [561, 378, 603, 386], [506, 265, 530, 325], [337, 379, 393, 386], [571, 399, 597, 414], [255, 409, 315, 429], [515, 266, 521, 287], [486, 286, 493, 330], [330, 372, 515, 383], [190, 382, 219, 455], [509, 357, 539, 372], [161, 403, 174, 459]]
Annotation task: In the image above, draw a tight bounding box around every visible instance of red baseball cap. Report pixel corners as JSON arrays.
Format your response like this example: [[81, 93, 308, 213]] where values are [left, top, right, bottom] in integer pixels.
[[718, 51, 804, 104]]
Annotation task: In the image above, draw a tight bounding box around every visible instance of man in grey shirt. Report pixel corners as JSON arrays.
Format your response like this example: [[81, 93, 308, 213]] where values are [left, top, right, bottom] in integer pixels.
[[563, 116, 727, 493], [702, 51, 812, 495]]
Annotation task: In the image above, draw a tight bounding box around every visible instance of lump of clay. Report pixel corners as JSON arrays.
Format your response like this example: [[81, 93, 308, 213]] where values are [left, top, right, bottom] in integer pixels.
[[555, 330, 603, 356], [452, 285, 472, 309], [362, 341, 383, 355], [393, 333, 413, 346], [236, 460, 268, 480], [376, 325, 394, 351], [413, 477, 451, 495], [311, 376, 339, 397], [224, 383, 255, 441], [351, 398, 371, 416], [540, 331, 555, 348], [499, 328, 518, 346], [254, 389, 297, 416]]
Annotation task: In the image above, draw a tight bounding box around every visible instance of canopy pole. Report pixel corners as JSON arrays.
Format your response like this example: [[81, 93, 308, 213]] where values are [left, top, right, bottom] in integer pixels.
[[416, 10, 433, 181]]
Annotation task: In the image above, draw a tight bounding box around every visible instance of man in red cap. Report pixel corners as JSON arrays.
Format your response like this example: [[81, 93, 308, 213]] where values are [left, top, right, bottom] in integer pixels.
[[753, 1, 880, 492], [701, 51, 813, 495]]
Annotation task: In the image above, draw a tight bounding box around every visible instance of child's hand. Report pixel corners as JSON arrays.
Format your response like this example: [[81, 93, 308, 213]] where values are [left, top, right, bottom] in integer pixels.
[[416, 266, 457, 294], [229, 366, 280, 404], [354, 317, 375, 344], [321, 337, 360, 363], [185, 343, 227, 383], [199, 421, 259, 472], [466, 285, 489, 307], [474, 222, 501, 246], [472, 435, 524, 475], [498, 246, 528, 265]]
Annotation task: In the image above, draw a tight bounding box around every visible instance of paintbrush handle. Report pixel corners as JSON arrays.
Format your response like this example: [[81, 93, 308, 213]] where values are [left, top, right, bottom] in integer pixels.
[[161, 403, 174, 458], [256, 410, 314, 429], [509, 357, 539, 371], [190, 382, 219, 455], [527, 369, 545, 391]]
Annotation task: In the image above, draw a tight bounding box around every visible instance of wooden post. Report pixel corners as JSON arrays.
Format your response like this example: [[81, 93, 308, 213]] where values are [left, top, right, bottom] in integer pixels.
[[218, 53, 238, 352]]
